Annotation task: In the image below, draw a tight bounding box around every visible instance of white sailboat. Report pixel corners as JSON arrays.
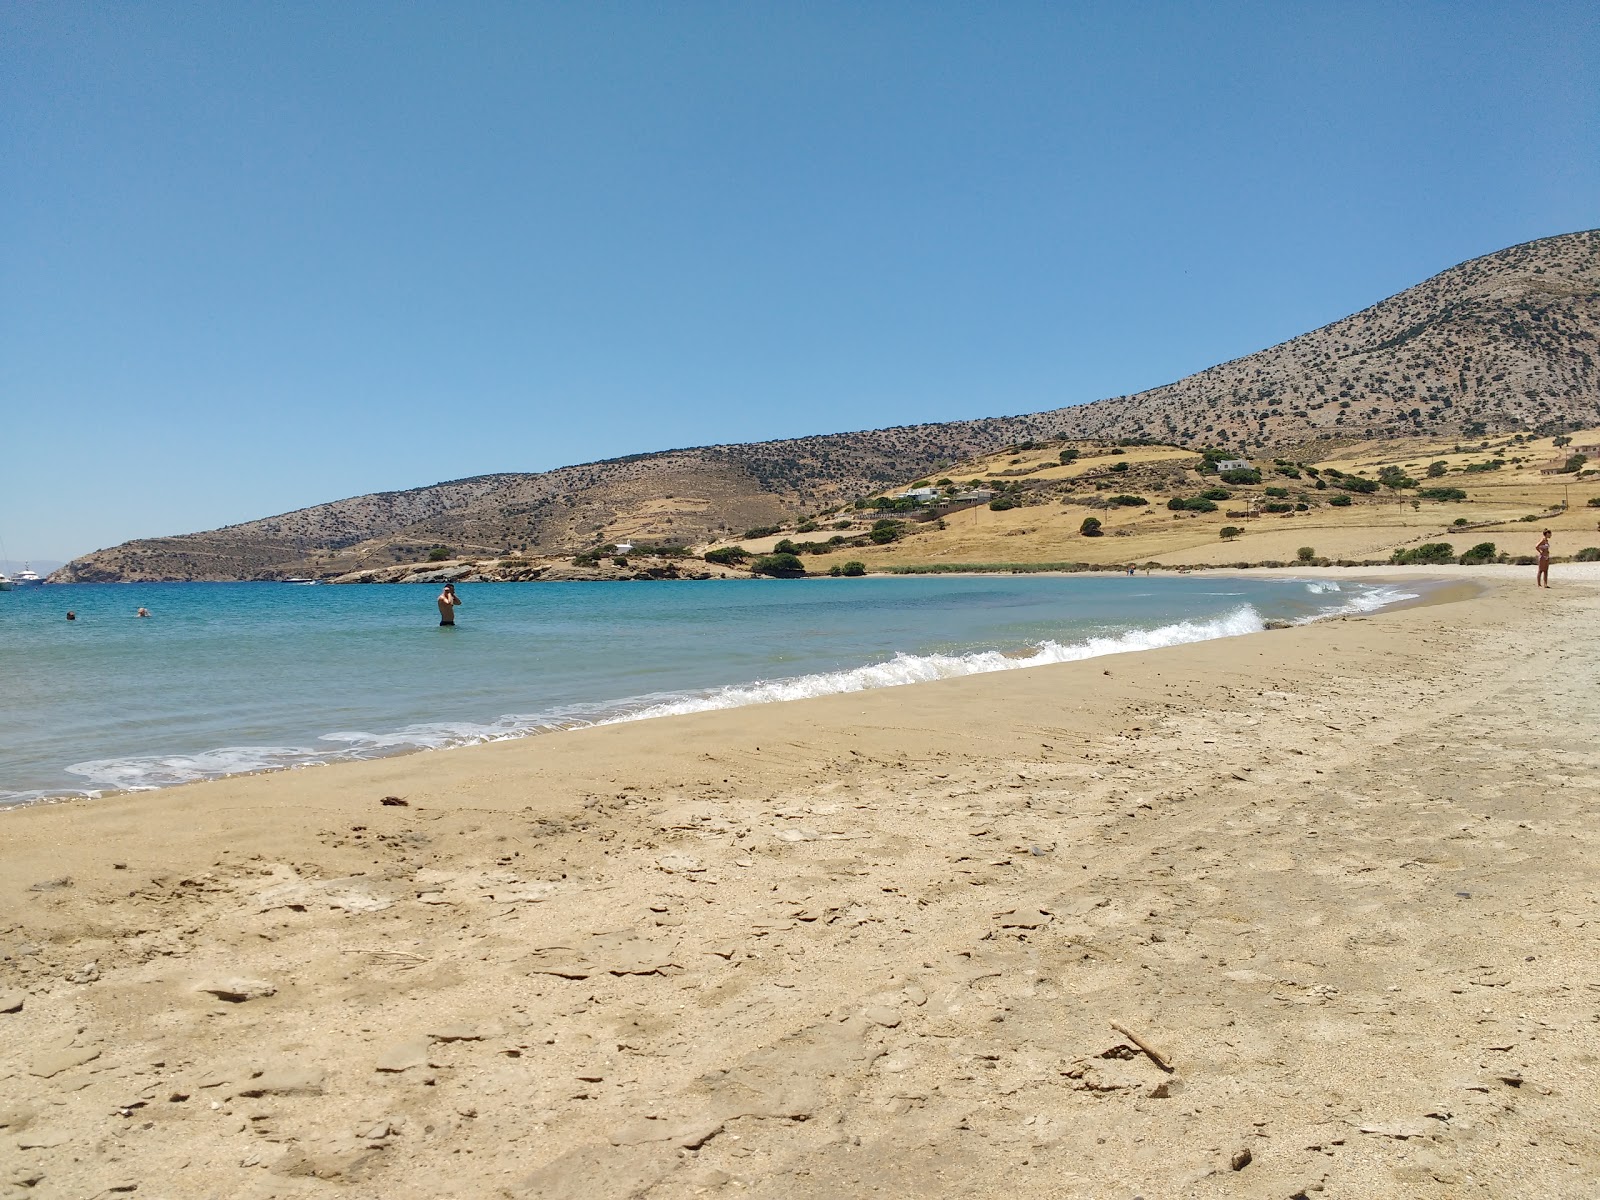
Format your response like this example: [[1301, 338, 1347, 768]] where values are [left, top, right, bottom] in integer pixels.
[[0, 572, 13, 592]]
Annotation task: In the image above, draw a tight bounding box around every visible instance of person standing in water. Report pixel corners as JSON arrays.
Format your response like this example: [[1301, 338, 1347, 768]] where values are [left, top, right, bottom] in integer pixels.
[[437, 583, 462, 626], [1535, 530, 1552, 588]]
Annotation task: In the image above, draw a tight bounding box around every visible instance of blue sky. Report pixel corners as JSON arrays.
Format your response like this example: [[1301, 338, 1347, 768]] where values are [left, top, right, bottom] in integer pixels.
[[4, 3, 1596, 562]]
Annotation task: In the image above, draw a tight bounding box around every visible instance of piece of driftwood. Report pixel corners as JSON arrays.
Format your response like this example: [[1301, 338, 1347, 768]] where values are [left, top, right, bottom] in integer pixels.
[[1110, 1021, 1174, 1072], [340, 948, 428, 962]]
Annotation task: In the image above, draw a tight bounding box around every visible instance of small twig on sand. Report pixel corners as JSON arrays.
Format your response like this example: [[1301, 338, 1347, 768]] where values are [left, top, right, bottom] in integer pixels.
[[340, 948, 429, 962], [1111, 1021, 1174, 1072]]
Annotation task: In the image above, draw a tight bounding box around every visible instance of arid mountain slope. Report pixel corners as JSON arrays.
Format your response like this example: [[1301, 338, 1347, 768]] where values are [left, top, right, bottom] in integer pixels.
[[1060, 230, 1600, 452], [56, 231, 1600, 582]]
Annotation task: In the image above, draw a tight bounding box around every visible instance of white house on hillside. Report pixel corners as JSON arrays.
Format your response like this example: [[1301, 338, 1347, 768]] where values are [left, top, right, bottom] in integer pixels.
[[1214, 459, 1253, 473]]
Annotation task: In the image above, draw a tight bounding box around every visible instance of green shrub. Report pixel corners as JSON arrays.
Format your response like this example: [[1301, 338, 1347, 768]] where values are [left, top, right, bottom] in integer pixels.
[[869, 525, 901, 544], [1426, 461, 1449, 478], [1418, 487, 1468, 501], [427, 547, 451, 562], [1575, 547, 1600, 562], [751, 553, 806, 576], [773, 539, 801, 554], [1338, 476, 1379, 494], [1562, 453, 1588, 473], [989, 495, 1019, 511], [1294, 502, 1309, 511], [1459, 542, 1497, 564], [1185, 498, 1218, 513], [1264, 502, 1292, 513], [1587, 497, 1600, 508], [1296, 546, 1316, 562], [1079, 517, 1103, 537], [840, 560, 867, 576], [1220, 526, 1242, 539], [1058, 448, 1079, 464], [1167, 497, 1189, 511], [1200, 488, 1231, 501], [743, 525, 781, 539], [1264, 486, 1289, 498], [1109, 461, 1130, 473], [1220, 469, 1261, 484], [1391, 542, 1455, 565], [1107, 494, 1149, 507], [1328, 494, 1352, 507], [1313, 478, 1327, 490], [1452, 517, 1468, 527], [703, 546, 750, 565]]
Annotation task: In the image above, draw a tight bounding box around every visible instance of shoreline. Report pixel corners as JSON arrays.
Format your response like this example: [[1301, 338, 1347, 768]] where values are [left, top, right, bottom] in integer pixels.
[[3, 574, 1598, 1195], [4, 573, 1433, 812]]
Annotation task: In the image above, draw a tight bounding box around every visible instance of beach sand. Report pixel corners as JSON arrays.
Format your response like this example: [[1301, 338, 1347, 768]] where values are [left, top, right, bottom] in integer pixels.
[[2, 571, 1597, 1198]]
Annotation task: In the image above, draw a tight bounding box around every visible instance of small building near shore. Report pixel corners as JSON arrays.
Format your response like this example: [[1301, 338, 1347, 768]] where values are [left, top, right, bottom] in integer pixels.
[[1214, 459, 1253, 473], [899, 487, 940, 502]]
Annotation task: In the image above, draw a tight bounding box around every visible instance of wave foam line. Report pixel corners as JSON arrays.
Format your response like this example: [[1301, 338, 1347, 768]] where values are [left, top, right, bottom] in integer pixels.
[[44, 599, 1358, 801], [602, 605, 1268, 724]]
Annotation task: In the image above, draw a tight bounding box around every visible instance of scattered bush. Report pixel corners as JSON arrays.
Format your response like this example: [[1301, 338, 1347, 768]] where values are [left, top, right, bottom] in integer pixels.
[[1337, 476, 1379, 494], [1079, 517, 1103, 537], [1263, 502, 1293, 513], [1561, 454, 1588, 473], [1328, 494, 1352, 507], [1264, 486, 1289, 498], [1220, 468, 1261, 485], [1199, 487, 1231, 501], [743, 525, 781, 539], [989, 495, 1019, 511], [1296, 546, 1316, 562], [1107, 494, 1149, 507], [1426, 461, 1449, 478], [1459, 542, 1497, 564], [426, 547, 451, 562], [751, 553, 806, 576], [773, 539, 801, 555], [1418, 487, 1468, 502], [1109, 461, 1130, 473], [840, 560, 867, 576], [1452, 517, 1469, 527], [1220, 526, 1242, 539], [1294, 502, 1309, 511], [703, 546, 750, 565], [869, 522, 903, 544], [1391, 542, 1455, 565], [1575, 547, 1600, 562], [1587, 497, 1600, 508], [1058, 448, 1079, 464]]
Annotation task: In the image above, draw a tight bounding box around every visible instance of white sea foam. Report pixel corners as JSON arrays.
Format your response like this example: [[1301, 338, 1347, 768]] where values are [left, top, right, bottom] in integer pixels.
[[602, 605, 1269, 725], [37, 585, 1414, 802]]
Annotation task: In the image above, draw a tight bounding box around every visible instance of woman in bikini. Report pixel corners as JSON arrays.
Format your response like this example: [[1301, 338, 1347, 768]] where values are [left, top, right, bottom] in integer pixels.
[[1535, 530, 1551, 588]]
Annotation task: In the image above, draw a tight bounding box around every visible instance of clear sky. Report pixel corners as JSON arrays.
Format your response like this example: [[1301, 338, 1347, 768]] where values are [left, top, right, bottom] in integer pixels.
[[4, 2, 1597, 562]]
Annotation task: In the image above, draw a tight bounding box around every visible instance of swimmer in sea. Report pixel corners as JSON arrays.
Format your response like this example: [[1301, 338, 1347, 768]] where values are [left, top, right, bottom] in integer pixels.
[[437, 583, 461, 626]]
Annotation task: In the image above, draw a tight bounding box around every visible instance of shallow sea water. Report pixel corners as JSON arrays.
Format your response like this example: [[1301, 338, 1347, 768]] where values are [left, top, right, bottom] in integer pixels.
[[0, 575, 1412, 804]]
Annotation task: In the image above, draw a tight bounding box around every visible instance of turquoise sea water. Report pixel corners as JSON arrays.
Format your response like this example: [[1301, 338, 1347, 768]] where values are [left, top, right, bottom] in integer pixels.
[[0, 576, 1413, 805]]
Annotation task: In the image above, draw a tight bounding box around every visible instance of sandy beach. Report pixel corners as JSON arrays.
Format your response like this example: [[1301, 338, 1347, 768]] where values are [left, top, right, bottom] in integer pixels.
[[3, 570, 1597, 1199]]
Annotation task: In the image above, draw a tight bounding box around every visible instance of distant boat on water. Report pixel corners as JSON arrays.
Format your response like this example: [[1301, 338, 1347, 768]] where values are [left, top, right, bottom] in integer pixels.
[[14, 563, 42, 586], [281, 577, 319, 585], [0, 572, 13, 591]]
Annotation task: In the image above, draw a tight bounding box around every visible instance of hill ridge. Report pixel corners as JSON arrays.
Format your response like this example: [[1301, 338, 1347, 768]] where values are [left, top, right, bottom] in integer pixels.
[[55, 230, 1600, 582]]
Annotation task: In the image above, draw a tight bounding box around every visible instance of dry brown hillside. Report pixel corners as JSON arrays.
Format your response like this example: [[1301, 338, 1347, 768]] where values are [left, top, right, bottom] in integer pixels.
[[54, 231, 1600, 582], [1060, 231, 1600, 452]]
